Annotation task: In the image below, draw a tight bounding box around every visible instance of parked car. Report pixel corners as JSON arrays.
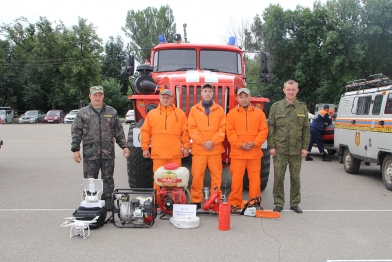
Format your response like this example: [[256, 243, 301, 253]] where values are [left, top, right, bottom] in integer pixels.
[[44, 110, 65, 124], [19, 110, 46, 124], [64, 110, 79, 124], [0, 107, 15, 124], [125, 110, 135, 123]]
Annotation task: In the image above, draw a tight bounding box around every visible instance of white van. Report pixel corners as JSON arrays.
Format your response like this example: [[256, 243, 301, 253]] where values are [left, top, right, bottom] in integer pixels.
[[334, 74, 392, 191]]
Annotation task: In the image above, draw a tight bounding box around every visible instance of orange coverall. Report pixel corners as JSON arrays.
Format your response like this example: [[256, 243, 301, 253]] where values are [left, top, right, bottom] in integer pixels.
[[226, 105, 268, 208], [141, 104, 191, 191], [188, 101, 226, 203]]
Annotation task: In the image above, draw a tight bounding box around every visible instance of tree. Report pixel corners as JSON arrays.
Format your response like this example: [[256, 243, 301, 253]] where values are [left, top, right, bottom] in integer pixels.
[[0, 17, 38, 112], [99, 78, 130, 116], [24, 17, 67, 110], [60, 17, 103, 109], [101, 36, 128, 94], [122, 5, 176, 63]]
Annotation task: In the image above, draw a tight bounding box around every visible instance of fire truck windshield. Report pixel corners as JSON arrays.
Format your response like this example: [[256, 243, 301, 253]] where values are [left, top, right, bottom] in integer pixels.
[[200, 50, 242, 74], [154, 49, 196, 72]]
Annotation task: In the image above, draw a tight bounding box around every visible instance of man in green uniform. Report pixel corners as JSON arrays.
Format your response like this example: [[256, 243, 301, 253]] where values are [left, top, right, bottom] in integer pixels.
[[267, 80, 310, 214]]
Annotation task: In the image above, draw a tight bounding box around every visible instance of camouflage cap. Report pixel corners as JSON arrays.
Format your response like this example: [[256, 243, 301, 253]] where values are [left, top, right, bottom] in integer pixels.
[[237, 88, 251, 95], [160, 89, 172, 96], [90, 86, 104, 94]]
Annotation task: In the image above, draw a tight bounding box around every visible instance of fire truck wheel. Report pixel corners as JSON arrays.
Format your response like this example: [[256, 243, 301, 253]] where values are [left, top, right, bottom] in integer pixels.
[[243, 149, 270, 191], [381, 154, 392, 191], [127, 120, 153, 188], [343, 147, 361, 174]]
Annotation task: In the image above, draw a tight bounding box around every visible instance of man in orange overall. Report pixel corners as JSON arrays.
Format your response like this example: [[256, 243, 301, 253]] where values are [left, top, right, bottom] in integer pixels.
[[188, 83, 226, 209], [141, 89, 191, 192], [226, 88, 268, 211]]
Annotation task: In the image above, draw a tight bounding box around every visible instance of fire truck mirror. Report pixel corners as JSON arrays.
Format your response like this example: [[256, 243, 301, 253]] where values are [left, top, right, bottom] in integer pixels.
[[121, 55, 135, 77], [260, 52, 270, 83]]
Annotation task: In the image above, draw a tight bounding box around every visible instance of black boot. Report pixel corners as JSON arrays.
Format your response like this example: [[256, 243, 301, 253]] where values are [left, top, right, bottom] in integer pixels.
[[305, 153, 313, 161], [322, 152, 331, 162]]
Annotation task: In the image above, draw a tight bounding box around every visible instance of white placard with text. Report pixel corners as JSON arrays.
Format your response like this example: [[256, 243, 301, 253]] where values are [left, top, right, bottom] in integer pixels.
[[173, 204, 197, 218]]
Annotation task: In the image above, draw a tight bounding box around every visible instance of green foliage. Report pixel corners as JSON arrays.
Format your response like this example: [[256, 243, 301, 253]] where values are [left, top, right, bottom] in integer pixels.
[[244, 0, 392, 114], [101, 36, 128, 94], [101, 78, 130, 115], [122, 5, 176, 63]]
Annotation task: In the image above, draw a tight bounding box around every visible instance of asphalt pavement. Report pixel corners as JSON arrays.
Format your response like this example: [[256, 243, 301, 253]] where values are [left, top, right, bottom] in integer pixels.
[[0, 123, 391, 262]]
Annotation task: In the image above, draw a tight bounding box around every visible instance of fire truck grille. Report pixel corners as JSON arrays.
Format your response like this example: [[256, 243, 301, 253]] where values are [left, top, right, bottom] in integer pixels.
[[177, 85, 225, 114]]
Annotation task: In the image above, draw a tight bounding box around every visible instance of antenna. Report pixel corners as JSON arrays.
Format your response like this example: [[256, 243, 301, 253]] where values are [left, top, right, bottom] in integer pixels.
[[183, 23, 188, 43]]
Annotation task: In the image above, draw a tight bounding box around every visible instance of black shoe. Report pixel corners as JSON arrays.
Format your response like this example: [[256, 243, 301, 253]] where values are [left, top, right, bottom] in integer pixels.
[[273, 206, 283, 212], [322, 153, 331, 162], [305, 154, 313, 161], [290, 206, 303, 213], [192, 203, 201, 210]]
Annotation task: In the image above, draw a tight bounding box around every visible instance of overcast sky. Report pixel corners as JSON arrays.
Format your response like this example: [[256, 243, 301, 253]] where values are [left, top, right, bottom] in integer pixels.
[[1, 0, 325, 44]]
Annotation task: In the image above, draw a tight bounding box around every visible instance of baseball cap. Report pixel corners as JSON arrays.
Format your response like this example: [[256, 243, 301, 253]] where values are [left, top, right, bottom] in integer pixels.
[[90, 86, 104, 94], [323, 104, 330, 109], [237, 88, 251, 95], [201, 83, 214, 90], [160, 89, 172, 96]]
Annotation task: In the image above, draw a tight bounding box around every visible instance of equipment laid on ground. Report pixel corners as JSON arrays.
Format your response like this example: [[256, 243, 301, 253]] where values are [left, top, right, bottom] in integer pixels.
[[61, 178, 107, 239], [110, 188, 156, 228], [71, 178, 107, 229], [60, 216, 100, 239], [201, 186, 223, 214], [239, 196, 280, 218], [169, 215, 200, 229], [154, 163, 190, 215]]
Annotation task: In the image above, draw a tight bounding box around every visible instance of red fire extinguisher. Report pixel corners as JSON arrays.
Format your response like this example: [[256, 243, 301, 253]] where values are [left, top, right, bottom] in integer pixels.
[[219, 202, 230, 231]]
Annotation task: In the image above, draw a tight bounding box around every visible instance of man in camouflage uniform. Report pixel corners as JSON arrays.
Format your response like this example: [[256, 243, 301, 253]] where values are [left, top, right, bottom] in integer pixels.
[[71, 86, 130, 208], [267, 80, 310, 214]]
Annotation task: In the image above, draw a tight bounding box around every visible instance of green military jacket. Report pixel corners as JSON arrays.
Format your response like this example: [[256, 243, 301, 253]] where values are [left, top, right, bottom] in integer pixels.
[[267, 99, 310, 155], [71, 103, 127, 160]]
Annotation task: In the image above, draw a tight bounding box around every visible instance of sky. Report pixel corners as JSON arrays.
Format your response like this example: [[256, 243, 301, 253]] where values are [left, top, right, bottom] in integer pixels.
[[0, 0, 325, 45]]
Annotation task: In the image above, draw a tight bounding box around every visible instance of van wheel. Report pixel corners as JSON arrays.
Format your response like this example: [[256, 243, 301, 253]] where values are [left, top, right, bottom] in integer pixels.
[[127, 120, 153, 188], [343, 147, 361, 174], [381, 155, 392, 191], [327, 149, 336, 155]]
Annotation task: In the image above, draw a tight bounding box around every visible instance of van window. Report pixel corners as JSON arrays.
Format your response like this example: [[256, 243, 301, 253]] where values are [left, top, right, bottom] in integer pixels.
[[372, 95, 383, 115], [356, 96, 372, 115], [385, 93, 392, 114]]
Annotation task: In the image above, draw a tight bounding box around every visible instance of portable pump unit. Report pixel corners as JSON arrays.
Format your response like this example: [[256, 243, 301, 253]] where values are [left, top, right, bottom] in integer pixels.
[[110, 188, 156, 228]]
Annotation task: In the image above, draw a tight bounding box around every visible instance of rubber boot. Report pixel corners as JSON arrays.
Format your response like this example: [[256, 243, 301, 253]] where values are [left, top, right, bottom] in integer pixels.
[[305, 153, 313, 161], [322, 152, 332, 162]]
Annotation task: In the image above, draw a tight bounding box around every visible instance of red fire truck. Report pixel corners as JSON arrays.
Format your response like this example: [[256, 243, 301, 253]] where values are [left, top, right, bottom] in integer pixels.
[[122, 34, 271, 191]]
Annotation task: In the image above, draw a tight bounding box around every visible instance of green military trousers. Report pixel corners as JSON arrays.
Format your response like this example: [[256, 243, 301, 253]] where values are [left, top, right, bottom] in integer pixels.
[[272, 153, 302, 207]]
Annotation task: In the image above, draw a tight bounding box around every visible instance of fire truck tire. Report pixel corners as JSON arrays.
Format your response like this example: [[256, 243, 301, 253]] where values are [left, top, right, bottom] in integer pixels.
[[243, 149, 270, 191], [127, 120, 153, 188], [343, 147, 361, 174], [381, 154, 392, 191]]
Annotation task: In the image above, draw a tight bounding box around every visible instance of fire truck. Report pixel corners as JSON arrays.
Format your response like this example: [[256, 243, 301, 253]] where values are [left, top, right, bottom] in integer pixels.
[[122, 34, 271, 191]]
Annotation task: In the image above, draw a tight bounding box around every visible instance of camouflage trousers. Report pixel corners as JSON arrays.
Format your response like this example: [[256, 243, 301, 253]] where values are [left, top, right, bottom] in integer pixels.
[[83, 159, 115, 203], [272, 154, 302, 207]]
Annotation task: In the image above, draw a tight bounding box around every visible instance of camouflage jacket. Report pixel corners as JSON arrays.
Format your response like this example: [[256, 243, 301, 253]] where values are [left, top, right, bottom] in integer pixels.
[[71, 103, 127, 160], [267, 99, 310, 155]]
